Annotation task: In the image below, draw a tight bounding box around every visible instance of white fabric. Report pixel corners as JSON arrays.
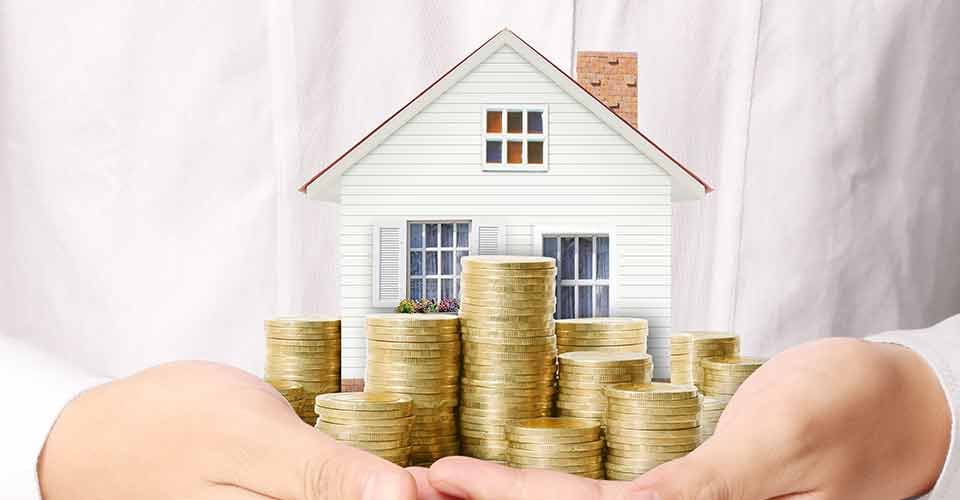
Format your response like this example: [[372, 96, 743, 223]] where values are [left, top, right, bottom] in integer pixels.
[[868, 314, 960, 500], [0, 337, 106, 499], [0, 0, 958, 497]]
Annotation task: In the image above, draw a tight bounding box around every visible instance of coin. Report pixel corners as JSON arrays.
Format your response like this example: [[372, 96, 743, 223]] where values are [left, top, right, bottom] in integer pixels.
[[604, 383, 700, 401], [314, 392, 413, 412]]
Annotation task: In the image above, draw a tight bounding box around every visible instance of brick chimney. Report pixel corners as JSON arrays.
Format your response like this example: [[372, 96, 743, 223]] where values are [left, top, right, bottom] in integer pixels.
[[575, 51, 638, 127]]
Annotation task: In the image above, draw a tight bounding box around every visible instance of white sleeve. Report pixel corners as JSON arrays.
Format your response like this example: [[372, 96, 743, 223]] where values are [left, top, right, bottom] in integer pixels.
[[868, 314, 960, 500], [0, 336, 108, 499]]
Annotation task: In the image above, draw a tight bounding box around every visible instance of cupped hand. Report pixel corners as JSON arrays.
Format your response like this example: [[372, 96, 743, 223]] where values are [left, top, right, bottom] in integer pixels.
[[38, 361, 417, 500], [426, 338, 950, 500]]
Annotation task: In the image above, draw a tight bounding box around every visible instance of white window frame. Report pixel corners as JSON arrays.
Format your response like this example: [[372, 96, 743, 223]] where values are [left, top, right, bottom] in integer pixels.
[[534, 226, 616, 319], [481, 104, 548, 172], [407, 220, 471, 301]]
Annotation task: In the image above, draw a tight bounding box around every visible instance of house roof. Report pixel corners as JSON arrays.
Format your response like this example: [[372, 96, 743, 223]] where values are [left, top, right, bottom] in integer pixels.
[[300, 29, 713, 201]]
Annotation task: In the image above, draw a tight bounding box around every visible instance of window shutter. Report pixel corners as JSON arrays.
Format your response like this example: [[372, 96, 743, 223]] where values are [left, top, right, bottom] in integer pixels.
[[471, 223, 506, 255], [372, 222, 406, 308]]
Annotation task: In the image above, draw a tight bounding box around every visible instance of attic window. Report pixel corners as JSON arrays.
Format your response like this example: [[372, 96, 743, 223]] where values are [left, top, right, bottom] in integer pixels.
[[483, 106, 547, 171]]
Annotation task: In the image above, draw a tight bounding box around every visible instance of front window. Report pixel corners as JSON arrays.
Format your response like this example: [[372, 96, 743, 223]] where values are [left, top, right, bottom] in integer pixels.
[[484, 106, 546, 169], [542, 235, 610, 319], [408, 222, 470, 300]]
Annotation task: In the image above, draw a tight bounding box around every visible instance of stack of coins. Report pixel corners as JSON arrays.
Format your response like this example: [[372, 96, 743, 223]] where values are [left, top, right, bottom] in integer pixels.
[[557, 351, 653, 428], [268, 380, 305, 414], [701, 357, 764, 397], [669, 333, 694, 385], [603, 383, 702, 480], [699, 395, 729, 442], [264, 316, 341, 425], [670, 332, 739, 391], [507, 417, 604, 478], [459, 256, 558, 463], [314, 392, 414, 466], [555, 318, 648, 355], [364, 313, 461, 465]]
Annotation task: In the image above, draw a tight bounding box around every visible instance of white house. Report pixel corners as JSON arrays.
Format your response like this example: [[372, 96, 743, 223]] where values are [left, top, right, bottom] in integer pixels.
[[300, 29, 711, 383]]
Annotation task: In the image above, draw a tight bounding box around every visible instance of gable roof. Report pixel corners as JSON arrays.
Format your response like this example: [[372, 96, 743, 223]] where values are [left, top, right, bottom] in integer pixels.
[[300, 29, 712, 202]]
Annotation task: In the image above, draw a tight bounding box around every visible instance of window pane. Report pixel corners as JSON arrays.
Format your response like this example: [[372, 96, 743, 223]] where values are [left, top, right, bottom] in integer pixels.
[[542, 237, 558, 262], [409, 224, 423, 248], [527, 111, 543, 133], [560, 237, 576, 280], [457, 250, 469, 274], [507, 141, 522, 164], [425, 224, 438, 247], [486, 140, 502, 163], [456, 223, 470, 247], [409, 251, 423, 276], [486, 110, 502, 133], [578, 286, 593, 318], [507, 111, 522, 133], [426, 279, 438, 300], [425, 251, 438, 275], [441, 223, 454, 247], [441, 250, 453, 275], [559, 286, 575, 319], [441, 278, 454, 299], [578, 237, 593, 279], [409, 279, 424, 300], [528, 141, 544, 164], [597, 285, 609, 317], [597, 237, 610, 279]]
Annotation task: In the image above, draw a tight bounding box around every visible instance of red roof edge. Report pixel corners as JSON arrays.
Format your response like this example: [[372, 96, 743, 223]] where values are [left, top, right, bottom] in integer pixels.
[[300, 29, 713, 195]]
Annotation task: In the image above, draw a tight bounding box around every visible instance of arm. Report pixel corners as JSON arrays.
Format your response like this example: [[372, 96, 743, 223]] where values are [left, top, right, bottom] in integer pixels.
[[425, 315, 958, 500]]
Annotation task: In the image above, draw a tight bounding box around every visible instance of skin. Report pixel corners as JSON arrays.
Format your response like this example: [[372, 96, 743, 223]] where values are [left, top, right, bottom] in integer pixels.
[[38, 361, 417, 500], [421, 338, 951, 500]]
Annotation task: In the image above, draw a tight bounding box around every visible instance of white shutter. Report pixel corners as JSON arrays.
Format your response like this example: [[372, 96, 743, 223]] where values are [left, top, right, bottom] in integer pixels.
[[372, 222, 406, 308], [471, 222, 506, 255]]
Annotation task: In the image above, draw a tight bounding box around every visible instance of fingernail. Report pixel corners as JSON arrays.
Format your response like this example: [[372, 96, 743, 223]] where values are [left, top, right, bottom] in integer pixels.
[[362, 473, 403, 500]]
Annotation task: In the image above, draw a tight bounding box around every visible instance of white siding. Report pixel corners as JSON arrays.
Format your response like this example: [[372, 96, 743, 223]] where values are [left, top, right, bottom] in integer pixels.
[[338, 46, 674, 379]]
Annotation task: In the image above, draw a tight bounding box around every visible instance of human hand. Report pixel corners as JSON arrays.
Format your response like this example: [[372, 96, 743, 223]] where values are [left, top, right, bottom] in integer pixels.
[[38, 361, 417, 500], [425, 338, 950, 500]]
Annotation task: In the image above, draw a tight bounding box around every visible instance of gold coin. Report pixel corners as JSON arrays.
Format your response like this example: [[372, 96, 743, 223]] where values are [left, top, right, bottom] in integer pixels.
[[367, 339, 460, 351], [605, 441, 697, 454], [559, 351, 651, 366], [365, 324, 460, 333], [604, 425, 700, 440], [463, 334, 557, 346], [461, 255, 556, 269], [314, 392, 413, 412], [365, 313, 460, 328], [606, 404, 701, 416], [265, 315, 340, 328], [507, 455, 603, 468], [508, 417, 601, 443], [508, 440, 604, 453], [364, 382, 458, 395], [345, 439, 408, 451], [555, 318, 648, 331], [367, 332, 460, 343], [604, 382, 699, 401]]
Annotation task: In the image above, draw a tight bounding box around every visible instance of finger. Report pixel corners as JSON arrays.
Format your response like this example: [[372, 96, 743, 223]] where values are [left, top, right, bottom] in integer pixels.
[[429, 456, 627, 500], [407, 466, 460, 500], [221, 406, 417, 500]]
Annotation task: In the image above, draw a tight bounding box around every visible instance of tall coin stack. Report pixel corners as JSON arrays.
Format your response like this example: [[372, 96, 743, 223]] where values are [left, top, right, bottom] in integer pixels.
[[264, 316, 341, 425], [459, 256, 558, 463], [670, 332, 739, 391], [314, 392, 414, 466], [268, 380, 305, 414], [669, 333, 694, 385], [364, 313, 461, 465], [603, 383, 702, 480], [699, 357, 764, 441], [507, 417, 604, 478], [556, 318, 648, 355], [557, 351, 653, 428]]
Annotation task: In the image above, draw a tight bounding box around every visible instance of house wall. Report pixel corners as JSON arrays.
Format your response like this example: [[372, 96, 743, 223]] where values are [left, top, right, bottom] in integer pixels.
[[338, 45, 674, 379]]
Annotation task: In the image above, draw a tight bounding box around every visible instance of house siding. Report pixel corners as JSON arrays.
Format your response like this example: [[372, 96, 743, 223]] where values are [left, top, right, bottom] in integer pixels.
[[338, 46, 674, 379]]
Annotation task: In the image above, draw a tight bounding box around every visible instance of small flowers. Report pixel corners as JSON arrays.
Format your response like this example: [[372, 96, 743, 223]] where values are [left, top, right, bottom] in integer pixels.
[[395, 298, 459, 313]]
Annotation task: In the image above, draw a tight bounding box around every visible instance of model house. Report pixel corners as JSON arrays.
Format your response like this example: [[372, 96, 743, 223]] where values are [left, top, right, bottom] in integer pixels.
[[300, 29, 711, 383]]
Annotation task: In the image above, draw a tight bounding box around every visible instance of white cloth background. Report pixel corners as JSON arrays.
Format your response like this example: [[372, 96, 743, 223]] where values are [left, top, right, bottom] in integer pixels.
[[1, 0, 958, 379]]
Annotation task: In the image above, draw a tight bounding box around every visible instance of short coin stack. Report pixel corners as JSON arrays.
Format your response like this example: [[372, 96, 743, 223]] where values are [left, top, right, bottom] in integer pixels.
[[264, 316, 341, 425], [557, 351, 653, 428], [459, 256, 558, 463], [555, 318, 648, 355], [364, 313, 461, 465], [670, 332, 739, 391], [507, 417, 604, 479], [314, 392, 414, 466], [699, 357, 764, 441], [603, 383, 702, 480], [268, 380, 305, 414]]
